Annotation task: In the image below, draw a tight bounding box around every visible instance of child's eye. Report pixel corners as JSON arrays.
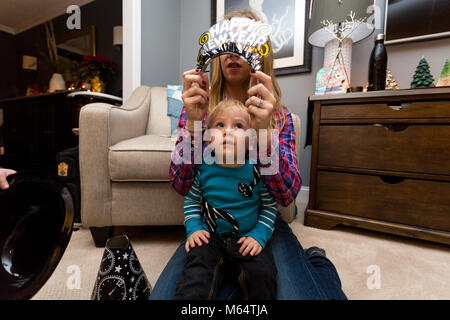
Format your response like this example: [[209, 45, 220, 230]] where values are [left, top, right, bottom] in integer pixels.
[[235, 123, 243, 129], [216, 122, 224, 128]]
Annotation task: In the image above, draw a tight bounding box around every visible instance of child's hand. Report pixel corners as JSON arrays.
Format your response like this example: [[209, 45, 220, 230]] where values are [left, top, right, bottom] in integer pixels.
[[185, 230, 210, 252], [237, 236, 262, 256]]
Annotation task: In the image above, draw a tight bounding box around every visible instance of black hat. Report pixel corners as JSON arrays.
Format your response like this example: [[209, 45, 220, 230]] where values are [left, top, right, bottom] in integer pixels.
[[91, 235, 152, 300], [0, 172, 74, 300]]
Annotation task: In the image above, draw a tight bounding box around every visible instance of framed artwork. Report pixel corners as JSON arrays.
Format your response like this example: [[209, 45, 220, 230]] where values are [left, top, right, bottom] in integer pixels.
[[211, 0, 312, 75], [56, 25, 96, 60]]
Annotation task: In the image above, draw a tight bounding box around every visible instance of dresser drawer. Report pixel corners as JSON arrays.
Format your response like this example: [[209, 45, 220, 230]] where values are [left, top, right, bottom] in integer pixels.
[[321, 101, 450, 120], [316, 171, 450, 232], [318, 124, 450, 176]]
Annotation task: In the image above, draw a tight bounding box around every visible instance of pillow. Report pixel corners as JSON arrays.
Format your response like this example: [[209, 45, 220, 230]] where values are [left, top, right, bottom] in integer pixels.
[[167, 85, 183, 135]]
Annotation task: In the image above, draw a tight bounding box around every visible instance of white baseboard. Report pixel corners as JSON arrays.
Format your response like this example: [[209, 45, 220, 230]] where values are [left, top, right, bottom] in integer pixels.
[[295, 186, 309, 224], [297, 186, 310, 205]]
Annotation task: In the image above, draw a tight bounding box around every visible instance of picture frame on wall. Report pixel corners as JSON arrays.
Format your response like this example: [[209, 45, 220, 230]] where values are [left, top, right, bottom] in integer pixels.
[[211, 0, 312, 75]]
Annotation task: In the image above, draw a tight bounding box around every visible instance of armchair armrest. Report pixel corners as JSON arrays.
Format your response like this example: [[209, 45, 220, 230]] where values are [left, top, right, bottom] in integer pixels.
[[79, 86, 152, 226]]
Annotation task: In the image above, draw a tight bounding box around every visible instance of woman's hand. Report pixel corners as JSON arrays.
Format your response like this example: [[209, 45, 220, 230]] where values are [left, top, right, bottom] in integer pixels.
[[0, 168, 17, 190], [182, 69, 210, 132], [245, 71, 276, 131], [237, 236, 262, 256], [185, 230, 210, 252]]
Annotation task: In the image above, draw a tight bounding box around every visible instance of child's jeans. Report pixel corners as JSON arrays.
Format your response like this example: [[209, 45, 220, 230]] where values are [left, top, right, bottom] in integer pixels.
[[173, 232, 277, 300]]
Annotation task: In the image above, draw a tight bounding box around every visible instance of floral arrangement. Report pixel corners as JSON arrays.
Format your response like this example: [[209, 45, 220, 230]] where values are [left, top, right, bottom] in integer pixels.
[[78, 55, 119, 84]]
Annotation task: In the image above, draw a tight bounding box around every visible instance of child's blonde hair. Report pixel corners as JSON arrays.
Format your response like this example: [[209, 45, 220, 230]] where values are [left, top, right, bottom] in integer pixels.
[[206, 99, 251, 129]]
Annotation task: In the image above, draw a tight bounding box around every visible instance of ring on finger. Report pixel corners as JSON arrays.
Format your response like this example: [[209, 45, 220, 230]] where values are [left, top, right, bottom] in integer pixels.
[[256, 97, 263, 107]]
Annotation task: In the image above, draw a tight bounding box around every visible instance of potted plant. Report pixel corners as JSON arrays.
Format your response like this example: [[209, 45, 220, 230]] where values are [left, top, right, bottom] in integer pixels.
[[78, 55, 119, 93]]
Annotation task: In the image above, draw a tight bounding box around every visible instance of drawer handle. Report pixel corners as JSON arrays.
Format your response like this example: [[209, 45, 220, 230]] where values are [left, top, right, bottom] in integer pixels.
[[374, 124, 409, 132], [387, 103, 411, 111], [379, 175, 405, 184]]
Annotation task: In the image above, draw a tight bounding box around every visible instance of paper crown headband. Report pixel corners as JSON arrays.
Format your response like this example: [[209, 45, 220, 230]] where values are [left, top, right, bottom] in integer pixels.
[[196, 17, 272, 72]]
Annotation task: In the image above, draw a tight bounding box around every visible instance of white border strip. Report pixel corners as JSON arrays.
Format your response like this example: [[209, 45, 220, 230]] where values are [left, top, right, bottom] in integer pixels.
[[122, 0, 141, 102]]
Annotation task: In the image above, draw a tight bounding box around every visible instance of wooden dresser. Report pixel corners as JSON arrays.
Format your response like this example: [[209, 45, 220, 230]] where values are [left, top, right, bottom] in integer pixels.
[[305, 88, 450, 245]]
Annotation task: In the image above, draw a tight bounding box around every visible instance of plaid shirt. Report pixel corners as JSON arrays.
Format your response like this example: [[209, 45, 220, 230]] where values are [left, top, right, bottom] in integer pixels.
[[169, 106, 302, 207]]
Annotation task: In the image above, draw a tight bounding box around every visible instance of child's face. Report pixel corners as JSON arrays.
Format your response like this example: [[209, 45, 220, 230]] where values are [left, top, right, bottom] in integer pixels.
[[209, 106, 251, 163]]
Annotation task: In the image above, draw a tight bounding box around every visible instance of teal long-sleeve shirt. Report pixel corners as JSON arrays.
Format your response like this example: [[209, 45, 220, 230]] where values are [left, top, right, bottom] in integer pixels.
[[183, 161, 278, 249]]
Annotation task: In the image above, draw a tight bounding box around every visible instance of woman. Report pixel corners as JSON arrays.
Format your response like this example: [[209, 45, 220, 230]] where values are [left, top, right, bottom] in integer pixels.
[[150, 9, 346, 300]]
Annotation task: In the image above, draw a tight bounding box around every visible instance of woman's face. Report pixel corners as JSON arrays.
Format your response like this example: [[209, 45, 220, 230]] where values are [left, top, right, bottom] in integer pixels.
[[219, 53, 251, 86]]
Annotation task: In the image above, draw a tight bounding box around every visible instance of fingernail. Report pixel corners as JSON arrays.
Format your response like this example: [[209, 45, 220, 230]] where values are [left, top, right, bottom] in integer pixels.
[[195, 68, 201, 73], [251, 69, 256, 74]]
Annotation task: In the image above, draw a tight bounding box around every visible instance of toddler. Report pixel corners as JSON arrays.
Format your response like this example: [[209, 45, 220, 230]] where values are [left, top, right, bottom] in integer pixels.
[[173, 99, 278, 300]]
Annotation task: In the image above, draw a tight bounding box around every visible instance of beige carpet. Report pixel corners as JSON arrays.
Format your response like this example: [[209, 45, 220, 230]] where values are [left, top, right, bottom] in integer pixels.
[[32, 203, 450, 300]]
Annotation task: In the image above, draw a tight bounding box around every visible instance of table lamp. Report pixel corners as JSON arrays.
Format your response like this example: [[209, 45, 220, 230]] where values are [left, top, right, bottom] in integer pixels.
[[308, 0, 375, 92], [113, 26, 123, 47]]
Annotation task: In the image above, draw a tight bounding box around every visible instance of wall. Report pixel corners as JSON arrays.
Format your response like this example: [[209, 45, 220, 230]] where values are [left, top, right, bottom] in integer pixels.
[[140, 0, 208, 87], [14, 25, 56, 96], [141, 0, 181, 87], [0, 31, 18, 99], [179, 0, 212, 78], [141, 0, 450, 187]]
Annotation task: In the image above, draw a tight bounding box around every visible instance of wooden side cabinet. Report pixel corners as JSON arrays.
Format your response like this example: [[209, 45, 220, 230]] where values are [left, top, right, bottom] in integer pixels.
[[305, 88, 450, 245]]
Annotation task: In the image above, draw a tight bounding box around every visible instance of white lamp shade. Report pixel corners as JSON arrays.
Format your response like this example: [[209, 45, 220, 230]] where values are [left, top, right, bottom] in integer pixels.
[[113, 26, 123, 46], [309, 22, 374, 47]]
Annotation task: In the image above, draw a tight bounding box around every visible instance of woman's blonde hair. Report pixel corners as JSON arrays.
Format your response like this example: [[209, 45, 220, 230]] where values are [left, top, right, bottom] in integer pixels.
[[206, 99, 251, 129], [209, 9, 285, 130]]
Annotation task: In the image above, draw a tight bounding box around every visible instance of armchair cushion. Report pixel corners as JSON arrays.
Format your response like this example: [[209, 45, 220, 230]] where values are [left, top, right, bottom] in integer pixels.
[[109, 135, 176, 182]]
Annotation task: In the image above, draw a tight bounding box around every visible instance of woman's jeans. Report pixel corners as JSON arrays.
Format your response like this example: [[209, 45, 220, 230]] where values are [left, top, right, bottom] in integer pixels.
[[150, 215, 347, 300]]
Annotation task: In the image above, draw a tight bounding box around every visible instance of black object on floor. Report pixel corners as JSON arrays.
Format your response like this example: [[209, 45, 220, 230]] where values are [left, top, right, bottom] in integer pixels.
[[305, 246, 327, 258], [91, 235, 152, 300], [0, 172, 74, 300], [56, 146, 81, 223], [90, 226, 116, 248]]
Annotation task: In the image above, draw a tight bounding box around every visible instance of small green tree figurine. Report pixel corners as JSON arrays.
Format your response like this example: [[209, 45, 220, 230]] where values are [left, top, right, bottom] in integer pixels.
[[437, 59, 450, 87], [411, 57, 435, 88]]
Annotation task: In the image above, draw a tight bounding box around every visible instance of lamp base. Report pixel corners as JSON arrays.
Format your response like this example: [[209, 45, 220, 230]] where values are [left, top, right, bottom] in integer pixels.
[[324, 38, 352, 85]]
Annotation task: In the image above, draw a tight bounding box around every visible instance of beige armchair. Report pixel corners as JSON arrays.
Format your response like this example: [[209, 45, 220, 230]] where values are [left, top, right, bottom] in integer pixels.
[[79, 86, 301, 247]]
